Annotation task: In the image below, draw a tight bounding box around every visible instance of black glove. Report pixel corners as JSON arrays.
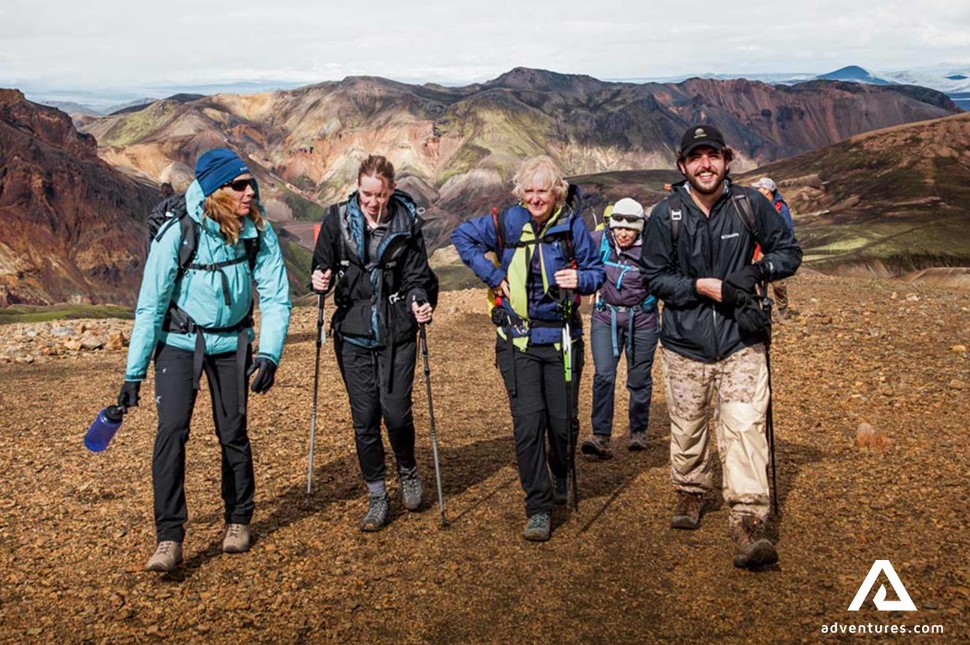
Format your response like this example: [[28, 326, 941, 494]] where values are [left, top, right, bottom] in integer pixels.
[[118, 380, 141, 409], [721, 263, 767, 304], [732, 290, 772, 336], [247, 357, 277, 394]]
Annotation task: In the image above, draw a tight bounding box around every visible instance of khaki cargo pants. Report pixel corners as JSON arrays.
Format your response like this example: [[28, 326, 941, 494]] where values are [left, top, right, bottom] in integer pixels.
[[661, 344, 771, 520]]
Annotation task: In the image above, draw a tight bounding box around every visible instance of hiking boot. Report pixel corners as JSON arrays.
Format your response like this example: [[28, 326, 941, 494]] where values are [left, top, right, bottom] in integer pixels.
[[671, 491, 704, 530], [359, 493, 389, 532], [581, 435, 613, 460], [222, 523, 251, 554], [400, 467, 424, 512], [146, 541, 183, 572], [523, 512, 551, 542], [553, 477, 568, 506], [731, 515, 779, 569], [627, 431, 648, 451]]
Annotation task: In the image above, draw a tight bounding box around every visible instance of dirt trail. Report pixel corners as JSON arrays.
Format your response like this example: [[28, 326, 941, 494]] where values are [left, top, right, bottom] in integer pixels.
[[0, 274, 967, 643]]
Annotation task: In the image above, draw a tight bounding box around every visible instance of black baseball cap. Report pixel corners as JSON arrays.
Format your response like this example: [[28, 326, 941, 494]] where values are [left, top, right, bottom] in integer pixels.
[[678, 125, 726, 157]]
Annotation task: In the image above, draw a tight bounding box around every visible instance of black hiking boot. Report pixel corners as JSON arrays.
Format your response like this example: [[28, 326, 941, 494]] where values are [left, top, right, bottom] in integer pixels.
[[731, 515, 778, 569], [553, 477, 568, 506], [581, 435, 613, 460], [671, 491, 704, 530]]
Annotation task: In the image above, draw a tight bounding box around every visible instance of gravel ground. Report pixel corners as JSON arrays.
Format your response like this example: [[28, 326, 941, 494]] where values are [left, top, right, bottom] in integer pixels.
[[0, 273, 967, 643]]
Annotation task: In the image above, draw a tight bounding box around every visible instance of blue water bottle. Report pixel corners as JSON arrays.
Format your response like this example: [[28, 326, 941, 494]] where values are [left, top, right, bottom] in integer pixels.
[[84, 405, 125, 452]]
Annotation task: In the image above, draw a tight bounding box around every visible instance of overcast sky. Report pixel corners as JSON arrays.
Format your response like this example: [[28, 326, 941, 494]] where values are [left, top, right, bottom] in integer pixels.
[[2, 0, 968, 91]]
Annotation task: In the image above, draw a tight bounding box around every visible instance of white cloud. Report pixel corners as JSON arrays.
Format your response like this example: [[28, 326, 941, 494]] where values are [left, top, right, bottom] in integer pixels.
[[1, 0, 968, 91]]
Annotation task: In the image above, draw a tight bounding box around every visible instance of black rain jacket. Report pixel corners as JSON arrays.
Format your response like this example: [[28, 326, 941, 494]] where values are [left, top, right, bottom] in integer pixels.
[[639, 180, 802, 362], [313, 190, 438, 348]]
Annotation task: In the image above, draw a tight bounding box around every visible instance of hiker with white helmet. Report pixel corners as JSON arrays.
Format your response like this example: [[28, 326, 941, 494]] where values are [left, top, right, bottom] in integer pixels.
[[119, 148, 292, 572], [751, 177, 795, 320], [581, 197, 659, 460]]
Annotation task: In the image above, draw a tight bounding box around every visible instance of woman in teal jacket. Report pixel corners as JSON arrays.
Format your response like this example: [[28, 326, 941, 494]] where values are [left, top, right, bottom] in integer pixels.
[[118, 148, 292, 572]]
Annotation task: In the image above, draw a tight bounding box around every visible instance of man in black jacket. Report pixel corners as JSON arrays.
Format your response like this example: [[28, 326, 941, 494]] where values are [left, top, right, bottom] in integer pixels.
[[640, 125, 802, 568]]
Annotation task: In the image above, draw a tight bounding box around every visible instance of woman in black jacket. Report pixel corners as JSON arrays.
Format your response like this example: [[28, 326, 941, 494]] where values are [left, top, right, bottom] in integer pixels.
[[311, 155, 438, 531]]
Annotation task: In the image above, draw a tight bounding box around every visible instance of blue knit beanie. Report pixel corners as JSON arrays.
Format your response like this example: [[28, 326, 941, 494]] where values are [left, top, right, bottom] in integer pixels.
[[195, 148, 251, 197]]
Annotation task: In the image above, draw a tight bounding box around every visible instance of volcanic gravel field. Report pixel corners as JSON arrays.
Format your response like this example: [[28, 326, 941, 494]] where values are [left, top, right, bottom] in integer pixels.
[[0, 273, 967, 643]]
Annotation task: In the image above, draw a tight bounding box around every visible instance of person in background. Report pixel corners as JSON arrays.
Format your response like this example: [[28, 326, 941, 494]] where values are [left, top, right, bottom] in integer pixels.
[[640, 125, 801, 569], [581, 197, 659, 460], [119, 148, 292, 572], [311, 155, 437, 532], [452, 156, 604, 542], [751, 177, 795, 319]]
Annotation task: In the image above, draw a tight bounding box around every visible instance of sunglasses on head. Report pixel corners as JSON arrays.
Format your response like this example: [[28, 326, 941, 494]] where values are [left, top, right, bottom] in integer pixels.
[[612, 213, 641, 224], [223, 178, 256, 192]]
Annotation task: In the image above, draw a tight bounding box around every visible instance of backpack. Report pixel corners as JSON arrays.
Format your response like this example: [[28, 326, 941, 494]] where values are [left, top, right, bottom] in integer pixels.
[[147, 194, 260, 280]]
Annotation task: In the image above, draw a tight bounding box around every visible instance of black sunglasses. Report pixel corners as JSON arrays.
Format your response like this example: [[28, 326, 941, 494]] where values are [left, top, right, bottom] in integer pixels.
[[611, 213, 642, 223], [223, 178, 256, 192]]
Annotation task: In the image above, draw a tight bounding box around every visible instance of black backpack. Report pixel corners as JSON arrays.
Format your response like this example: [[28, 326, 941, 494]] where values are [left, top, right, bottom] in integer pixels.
[[146, 194, 260, 279]]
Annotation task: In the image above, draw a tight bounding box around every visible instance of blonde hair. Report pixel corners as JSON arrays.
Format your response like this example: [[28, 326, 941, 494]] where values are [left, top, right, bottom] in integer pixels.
[[512, 156, 569, 207], [202, 190, 265, 246]]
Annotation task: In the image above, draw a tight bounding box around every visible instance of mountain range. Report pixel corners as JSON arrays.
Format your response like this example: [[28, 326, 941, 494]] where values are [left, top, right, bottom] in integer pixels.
[[0, 68, 965, 306], [75, 68, 959, 250]]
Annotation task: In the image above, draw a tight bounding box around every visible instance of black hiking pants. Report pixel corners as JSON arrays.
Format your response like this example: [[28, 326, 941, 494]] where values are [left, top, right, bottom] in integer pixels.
[[495, 338, 583, 517], [152, 343, 255, 543], [334, 336, 418, 486]]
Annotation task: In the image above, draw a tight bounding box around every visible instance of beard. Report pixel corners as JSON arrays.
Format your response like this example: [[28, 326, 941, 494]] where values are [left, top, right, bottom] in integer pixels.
[[684, 166, 728, 196]]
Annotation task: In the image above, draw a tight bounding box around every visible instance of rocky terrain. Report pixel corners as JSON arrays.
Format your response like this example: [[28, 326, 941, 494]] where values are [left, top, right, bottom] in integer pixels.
[[0, 273, 967, 642], [0, 89, 160, 307]]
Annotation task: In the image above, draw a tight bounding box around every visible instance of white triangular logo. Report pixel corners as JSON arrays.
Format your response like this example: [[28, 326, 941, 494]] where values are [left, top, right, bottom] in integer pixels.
[[847, 560, 917, 611]]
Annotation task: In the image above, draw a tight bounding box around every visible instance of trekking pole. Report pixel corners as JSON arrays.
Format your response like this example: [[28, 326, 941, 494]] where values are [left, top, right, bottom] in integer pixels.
[[306, 292, 325, 495], [761, 283, 779, 515], [419, 323, 449, 526], [560, 292, 580, 512]]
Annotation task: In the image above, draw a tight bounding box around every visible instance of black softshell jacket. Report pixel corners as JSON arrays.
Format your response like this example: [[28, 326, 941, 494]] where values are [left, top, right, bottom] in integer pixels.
[[640, 181, 802, 362], [312, 191, 438, 347]]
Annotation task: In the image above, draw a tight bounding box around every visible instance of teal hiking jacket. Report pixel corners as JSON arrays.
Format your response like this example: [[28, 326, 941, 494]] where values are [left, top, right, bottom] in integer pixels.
[[124, 180, 292, 381]]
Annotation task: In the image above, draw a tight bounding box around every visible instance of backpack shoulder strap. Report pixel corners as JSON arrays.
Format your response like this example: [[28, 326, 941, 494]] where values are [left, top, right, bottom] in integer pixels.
[[730, 190, 762, 244], [176, 211, 198, 272], [492, 207, 505, 257], [244, 235, 260, 272], [667, 193, 685, 247]]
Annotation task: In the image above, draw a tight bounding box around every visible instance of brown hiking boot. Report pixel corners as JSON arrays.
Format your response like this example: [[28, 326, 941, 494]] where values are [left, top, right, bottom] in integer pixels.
[[146, 541, 183, 572], [671, 491, 703, 530], [731, 515, 778, 569], [222, 523, 251, 553], [627, 431, 648, 451]]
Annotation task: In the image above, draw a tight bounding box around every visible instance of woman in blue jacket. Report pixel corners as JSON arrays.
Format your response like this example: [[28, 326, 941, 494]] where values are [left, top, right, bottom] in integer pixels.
[[452, 156, 604, 541], [118, 148, 292, 572]]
